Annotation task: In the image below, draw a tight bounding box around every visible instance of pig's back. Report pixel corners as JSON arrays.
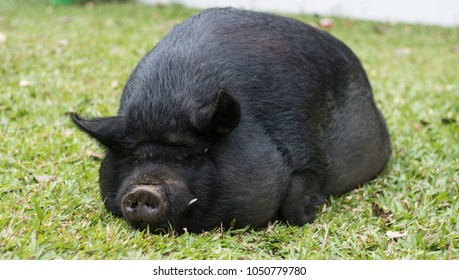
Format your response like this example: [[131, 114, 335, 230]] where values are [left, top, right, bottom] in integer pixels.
[[119, 8, 374, 165], [121, 7, 367, 112]]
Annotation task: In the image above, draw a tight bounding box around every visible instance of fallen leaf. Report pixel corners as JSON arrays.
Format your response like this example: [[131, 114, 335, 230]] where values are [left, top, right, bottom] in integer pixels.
[[34, 175, 58, 183], [63, 129, 74, 137], [413, 119, 429, 131], [86, 150, 104, 160], [111, 80, 119, 88], [266, 221, 274, 231], [19, 80, 32, 87], [215, 223, 224, 238], [104, 18, 114, 27], [413, 123, 422, 131], [54, 16, 69, 24], [319, 18, 333, 29], [394, 48, 412, 56], [372, 202, 391, 217], [386, 230, 407, 239], [266, 221, 279, 235], [441, 118, 457, 124], [372, 202, 392, 226], [420, 119, 429, 126], [64, 110, 76, 116], [150, 12, 161, 20], [57, 39, 69, 47], [374, 24, 391, 34], [0, 32, 6, 44]]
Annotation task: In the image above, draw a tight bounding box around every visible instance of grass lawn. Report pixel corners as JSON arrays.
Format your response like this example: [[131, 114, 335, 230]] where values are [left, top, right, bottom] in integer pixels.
[[0, 0, 458, 260]]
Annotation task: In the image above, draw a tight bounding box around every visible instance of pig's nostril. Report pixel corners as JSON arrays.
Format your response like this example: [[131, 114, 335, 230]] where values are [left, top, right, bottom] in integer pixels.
[[125, 198, 157, 213], [144, 201, 155, 209], [130, 200, 139, 209]]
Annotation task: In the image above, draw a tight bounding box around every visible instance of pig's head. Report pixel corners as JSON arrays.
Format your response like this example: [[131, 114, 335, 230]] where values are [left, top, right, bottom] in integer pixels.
[[71, 89, 240, 233]]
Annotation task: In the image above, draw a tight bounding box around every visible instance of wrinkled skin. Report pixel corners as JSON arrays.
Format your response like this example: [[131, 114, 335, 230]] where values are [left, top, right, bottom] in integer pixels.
[[72, 8, 391, 233]]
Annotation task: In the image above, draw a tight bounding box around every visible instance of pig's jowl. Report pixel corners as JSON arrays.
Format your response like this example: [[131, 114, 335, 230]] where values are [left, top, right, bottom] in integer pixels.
[[72, 8, 391, 233]]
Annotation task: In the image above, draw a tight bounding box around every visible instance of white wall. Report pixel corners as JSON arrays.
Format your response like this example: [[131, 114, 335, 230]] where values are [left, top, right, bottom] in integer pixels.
[[138, 0, 459, 26]]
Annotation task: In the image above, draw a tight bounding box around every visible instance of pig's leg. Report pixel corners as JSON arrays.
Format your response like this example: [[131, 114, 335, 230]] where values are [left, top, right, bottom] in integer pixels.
[[278, 171, 326, 225], [323, 89, 391, 196]]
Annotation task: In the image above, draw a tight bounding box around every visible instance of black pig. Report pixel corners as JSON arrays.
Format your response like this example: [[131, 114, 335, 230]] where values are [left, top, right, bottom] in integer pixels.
[[71, 8, 390, 233]]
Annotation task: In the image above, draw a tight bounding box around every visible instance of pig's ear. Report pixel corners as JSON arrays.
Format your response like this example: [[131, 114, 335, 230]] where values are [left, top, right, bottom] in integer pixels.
[[195, 89, 240, 136], [70, 113, 125, 149]]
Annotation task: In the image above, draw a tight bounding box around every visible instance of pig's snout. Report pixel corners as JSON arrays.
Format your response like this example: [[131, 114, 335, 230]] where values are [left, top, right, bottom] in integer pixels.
[[121, 186, 168, 231]]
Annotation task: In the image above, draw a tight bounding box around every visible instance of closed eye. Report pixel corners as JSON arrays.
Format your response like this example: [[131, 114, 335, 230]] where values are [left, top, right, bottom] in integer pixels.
[[132, 142, 208, 164], [173, 153, 191, 163]]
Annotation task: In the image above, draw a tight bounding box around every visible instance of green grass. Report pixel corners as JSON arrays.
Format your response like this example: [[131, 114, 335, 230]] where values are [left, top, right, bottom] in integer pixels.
[[1, 0, 458, 260]]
